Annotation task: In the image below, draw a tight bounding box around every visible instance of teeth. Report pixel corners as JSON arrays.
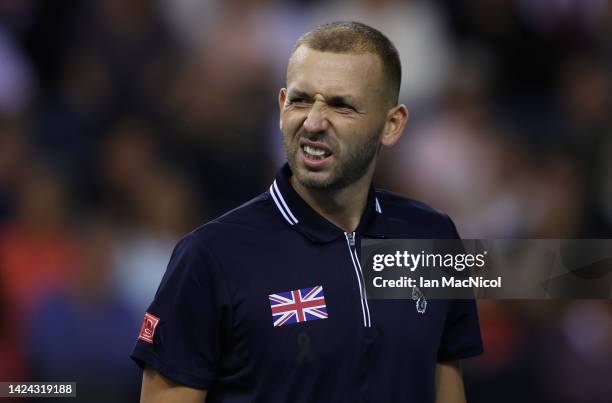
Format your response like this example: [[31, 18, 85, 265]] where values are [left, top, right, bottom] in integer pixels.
[[304, 145, 326, 156], [303, 145, 329, 158]]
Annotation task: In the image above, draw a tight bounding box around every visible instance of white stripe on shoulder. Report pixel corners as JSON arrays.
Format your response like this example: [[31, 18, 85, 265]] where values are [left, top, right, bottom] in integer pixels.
[[375, 197, 382, 214], [273, 180, 299, 224], [269, 183, 297, 225]]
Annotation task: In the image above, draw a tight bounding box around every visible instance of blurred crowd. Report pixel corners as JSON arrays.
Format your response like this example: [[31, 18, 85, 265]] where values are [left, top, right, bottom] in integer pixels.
[[0, 0, 611, 402]]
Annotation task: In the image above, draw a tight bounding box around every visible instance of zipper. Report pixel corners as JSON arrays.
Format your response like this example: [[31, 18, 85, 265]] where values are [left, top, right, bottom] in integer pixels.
[[344, 231, 372, 327]]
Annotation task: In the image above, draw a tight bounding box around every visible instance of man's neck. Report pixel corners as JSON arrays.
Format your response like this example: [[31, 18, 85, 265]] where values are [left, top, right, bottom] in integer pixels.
[[289, 174, 372, 233]]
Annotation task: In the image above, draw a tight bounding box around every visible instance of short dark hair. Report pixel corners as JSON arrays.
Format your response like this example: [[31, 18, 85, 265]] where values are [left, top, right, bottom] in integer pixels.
[[291, 21, 402, 105]]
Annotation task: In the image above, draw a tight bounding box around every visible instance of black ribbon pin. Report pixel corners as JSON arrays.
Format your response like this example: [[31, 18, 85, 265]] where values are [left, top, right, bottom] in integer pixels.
[[296, 332, 315, 364]]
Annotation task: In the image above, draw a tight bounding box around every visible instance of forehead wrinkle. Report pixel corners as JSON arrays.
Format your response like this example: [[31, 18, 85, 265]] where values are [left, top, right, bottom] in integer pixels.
[[286, 48, 386, 107], [287, 67, 365, 102]]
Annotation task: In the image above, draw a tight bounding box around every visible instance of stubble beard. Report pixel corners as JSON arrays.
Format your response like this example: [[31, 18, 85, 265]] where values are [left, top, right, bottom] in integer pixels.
[[283, 130, 381, 191]]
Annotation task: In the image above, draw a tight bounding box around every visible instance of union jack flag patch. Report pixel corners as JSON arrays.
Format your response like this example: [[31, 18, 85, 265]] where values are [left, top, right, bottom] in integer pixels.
[[269, 285, 328, 327]]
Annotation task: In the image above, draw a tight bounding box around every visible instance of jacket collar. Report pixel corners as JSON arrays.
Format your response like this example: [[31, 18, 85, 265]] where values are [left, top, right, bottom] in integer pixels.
[[269, 163, 384, 243]]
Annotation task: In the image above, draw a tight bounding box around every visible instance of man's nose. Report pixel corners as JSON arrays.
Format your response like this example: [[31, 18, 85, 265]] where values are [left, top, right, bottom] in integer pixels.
[[303, 101, 329, 133]]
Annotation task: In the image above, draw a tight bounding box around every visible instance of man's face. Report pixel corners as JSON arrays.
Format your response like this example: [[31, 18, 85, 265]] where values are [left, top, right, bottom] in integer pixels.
[[280, 46, 390, 190]]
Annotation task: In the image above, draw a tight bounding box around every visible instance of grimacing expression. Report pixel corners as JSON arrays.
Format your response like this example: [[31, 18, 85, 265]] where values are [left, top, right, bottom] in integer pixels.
[[280, 46, 390, 190]]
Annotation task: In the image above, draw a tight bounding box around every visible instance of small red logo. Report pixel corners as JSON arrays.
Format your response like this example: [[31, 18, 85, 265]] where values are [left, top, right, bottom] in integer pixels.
[[138, 312, 160, 344]]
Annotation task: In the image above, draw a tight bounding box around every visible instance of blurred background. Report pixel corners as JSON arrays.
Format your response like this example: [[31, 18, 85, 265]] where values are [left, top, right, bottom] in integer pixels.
[[0, 0, 611, 402]]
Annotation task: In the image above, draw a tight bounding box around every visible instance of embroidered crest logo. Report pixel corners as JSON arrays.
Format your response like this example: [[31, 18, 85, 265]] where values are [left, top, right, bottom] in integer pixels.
[[412, 286, 427, 314]]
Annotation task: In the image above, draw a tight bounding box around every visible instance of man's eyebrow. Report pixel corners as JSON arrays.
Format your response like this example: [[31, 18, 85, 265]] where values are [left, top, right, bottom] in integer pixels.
[[327, 95, 355, 105], [287, 90, 313, 99], [288, 90, 356, 104]]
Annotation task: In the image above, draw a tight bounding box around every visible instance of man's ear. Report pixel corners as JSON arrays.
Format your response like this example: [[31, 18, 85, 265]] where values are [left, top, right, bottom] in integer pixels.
[[381, 104, 409, 147], [278, 88, 287, 130]]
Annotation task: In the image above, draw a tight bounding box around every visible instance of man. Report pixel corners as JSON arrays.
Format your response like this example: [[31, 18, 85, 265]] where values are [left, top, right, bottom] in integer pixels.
[[132, 21, 483, 403]]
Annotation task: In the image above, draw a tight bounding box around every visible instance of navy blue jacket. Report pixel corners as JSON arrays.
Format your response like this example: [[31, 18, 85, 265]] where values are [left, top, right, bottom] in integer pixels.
[[131, 164, 483, 403]]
